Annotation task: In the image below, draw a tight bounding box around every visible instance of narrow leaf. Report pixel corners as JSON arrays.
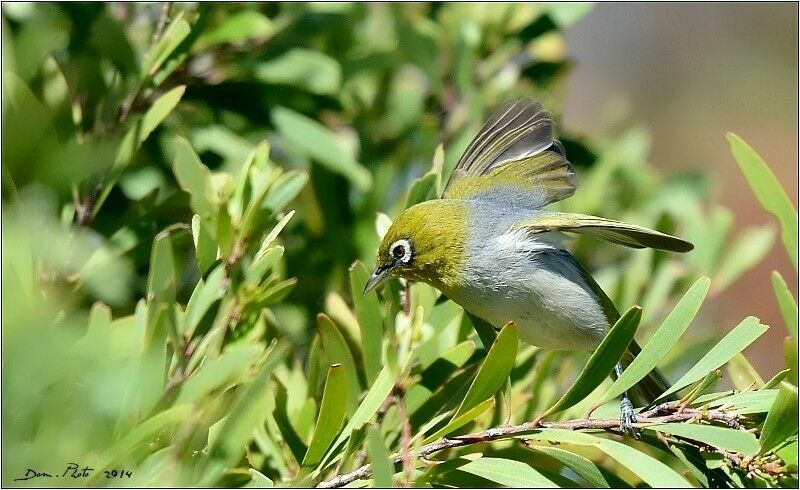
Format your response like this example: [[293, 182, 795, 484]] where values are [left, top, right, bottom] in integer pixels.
[[542, 306, 640, 418], [458, 457, 557, 488], [453, 322, 518, 419], [200, 342, 289, 485], [713, 225, 775, 292], [144, 15, 191, 76], [319, 365, 397, 469], [366, 425, 393, 488], [350, 261, 383, 384], [526, 429, 691, 487], [302, 365, 348, 467], [601, 278, 709, 405], [244, 468, 274, 488], [173, 137, 214, 217], [183, 264, 225, 336], [594, 438, 692, 487], [405, 171, 438, 208], [727, 132, 798, 268], [272, 107, 371, 190], [772, 270, 798, 338], [317, 314, 361, 413], [528, 446, 610, 488], [263, 170, 308, 212], [423, 399, 495, 444], [649, 423, 759, 455], [658, 316, 769, 400], [255, 211, 295, 260], [177, 345, 262, 404], [147, 232, 176, 304], [759, 381, 799, 454]]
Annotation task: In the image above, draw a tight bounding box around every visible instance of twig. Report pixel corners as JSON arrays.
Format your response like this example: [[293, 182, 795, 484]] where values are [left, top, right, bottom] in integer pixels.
[[396, 388, 413, 487], [317, 403, 746, 488], [152, 2, 174, 45]]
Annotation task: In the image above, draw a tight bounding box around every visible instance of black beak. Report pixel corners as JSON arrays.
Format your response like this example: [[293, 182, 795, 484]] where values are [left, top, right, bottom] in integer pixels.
[[363, 264, 393, 294]]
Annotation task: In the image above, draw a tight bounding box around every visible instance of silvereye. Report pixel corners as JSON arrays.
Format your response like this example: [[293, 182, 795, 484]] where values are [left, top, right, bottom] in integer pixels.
[[365, 99, 693, 433]]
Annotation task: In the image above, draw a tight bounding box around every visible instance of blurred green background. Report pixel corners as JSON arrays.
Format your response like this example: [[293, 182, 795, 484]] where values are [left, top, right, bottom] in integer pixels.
[[2, 2, 797, 487]]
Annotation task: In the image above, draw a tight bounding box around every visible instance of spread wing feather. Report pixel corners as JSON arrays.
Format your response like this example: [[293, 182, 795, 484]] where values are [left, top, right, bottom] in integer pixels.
[[514, 213, 694, 253], [443, 99, 576, 209]]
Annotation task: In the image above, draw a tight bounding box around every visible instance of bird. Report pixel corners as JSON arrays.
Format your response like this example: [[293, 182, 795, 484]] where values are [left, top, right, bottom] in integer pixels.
[[363, 98, 693, 433]]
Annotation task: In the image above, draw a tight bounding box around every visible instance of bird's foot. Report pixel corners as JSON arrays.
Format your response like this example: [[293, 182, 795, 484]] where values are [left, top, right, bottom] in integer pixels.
[[619, 396, 639, 438]]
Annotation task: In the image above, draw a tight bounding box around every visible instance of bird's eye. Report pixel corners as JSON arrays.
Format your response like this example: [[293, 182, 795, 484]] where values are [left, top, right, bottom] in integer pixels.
[[392, 244, 405, 259], [389, 239, 412, 264]]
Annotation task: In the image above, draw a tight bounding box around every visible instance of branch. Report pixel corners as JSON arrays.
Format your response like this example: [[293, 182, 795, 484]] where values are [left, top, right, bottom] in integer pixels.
[[316, 403, 745, 488]]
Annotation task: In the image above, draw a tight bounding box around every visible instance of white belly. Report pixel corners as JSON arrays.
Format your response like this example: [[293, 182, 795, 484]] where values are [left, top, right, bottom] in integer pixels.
[[454, 228, 609, 351]]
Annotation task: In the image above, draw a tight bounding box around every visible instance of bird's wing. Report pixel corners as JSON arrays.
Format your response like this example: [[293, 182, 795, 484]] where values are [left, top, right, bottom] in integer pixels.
[[513, 212, 694, 252], [442, 99, 576, 209]]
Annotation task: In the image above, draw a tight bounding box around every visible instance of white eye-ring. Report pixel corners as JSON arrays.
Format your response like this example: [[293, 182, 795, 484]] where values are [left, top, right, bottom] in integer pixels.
[[389, 239, 412, 264]]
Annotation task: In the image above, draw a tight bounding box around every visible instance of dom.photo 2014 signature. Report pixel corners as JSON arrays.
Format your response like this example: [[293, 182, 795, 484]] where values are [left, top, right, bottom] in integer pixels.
[[13, 463, 133, 482]]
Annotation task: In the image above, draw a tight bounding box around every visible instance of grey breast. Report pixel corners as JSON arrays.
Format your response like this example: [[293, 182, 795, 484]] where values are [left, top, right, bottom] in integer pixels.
[[461, 200, 609, 350]]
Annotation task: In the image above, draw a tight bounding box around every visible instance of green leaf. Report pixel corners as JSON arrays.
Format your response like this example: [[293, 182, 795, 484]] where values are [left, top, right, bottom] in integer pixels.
[[713, 225, 775, 292], [457, 457, 558, 488], [240, 168, 280, 239], [248, 246, 284, 285], [541, 306, 640, 418], [405, 171, 438, 208], [526, 429, 691, 487], [177, 344, 263, 404], [594, 437, 691, 487], [147, 232, 176, 304], [198, 10, 274, 48], [263, 170, 308, 212], [423, 398, 494, 444], [143, 14, 191, 76], [727, 353, 764, 390], [183, 264, 225, 336], [139, 86, 186, 146], [699, 389, 778, 414], [349, 261, 383, 384], [173, 137, 215, 217], [601, 278, 709, 405], [366, 425, 393, 488], [200, 341, 289, 485], [302, 364, 348, 467], [760, 381, 799, 454], [244, 468, 274, 488], [528, 446, 610, 488], [256, 48, 341, 95], [254, 210, 295, 259], [453, 322, 518, 419], [727, 133, 798, 268], [786, 338, 798, 386], [100, 405, 193, 471], [776, 440, 798, 473], [317, 314, 361, 413], [320, 365, 397, 469], [544, 3, 595, 27], [763, 369, 790, 389], [114, 86, 187, 173], [649, 423, 759, 456], [657, 316, 769, 401], [191, 214, 218, 274], [272, 107, 371, 191], [94, 85, 186, 217], [772, 271, 798, 338]]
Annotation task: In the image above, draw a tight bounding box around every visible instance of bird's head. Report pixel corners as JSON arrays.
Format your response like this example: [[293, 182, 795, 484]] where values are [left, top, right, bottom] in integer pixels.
[[364, 200, 468, 295]]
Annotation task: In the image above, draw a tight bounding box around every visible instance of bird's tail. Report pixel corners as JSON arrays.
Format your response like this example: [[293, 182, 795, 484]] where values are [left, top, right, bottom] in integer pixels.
[[616, 339, 675, 408]]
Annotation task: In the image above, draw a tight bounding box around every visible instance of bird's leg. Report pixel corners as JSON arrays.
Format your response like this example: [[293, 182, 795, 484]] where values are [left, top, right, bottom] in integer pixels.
[[616, 362, 639, 438]]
